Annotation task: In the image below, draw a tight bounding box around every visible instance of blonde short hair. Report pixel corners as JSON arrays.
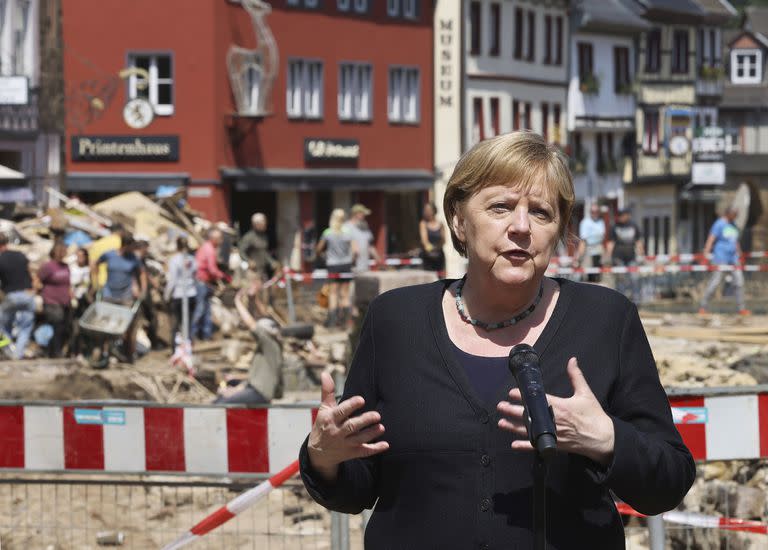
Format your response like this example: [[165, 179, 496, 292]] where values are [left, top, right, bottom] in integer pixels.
[[443, 131, 575, 257], [329, 208, 346, 232]]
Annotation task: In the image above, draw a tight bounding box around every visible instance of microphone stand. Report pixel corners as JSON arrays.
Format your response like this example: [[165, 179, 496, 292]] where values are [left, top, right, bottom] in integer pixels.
[[531, 419, 556, 550]]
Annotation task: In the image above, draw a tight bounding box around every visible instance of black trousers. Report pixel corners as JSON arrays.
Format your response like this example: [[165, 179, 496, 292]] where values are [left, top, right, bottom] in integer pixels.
[[43, 303, 71, 358], [587, 254, 602, 283]]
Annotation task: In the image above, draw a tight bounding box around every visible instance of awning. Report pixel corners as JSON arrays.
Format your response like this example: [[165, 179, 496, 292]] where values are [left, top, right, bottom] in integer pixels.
[[66, 172, 190, 193], [0, 186, 33, 203], [223, 167, 435, 192], [0, 164, 25, 181]]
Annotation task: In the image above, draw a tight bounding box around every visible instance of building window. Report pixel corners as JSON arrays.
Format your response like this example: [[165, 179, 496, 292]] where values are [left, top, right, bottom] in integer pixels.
[[287, 59, 323, 119], [490, 97, 499, 137], [731, 49, 762, 84], [614, 46, 631, 93], [402, 0, 417, 19], [554, 16, 563, 65], [553, 103, 561, 142], [388, 66, 420, 123], [10, 0, 31, 76], [489, 3, 500, 56], [338, 0, 367, 12], [577, 42, 595, 92], [512, 99, 520, 131], [522, 101, 531, 129], [645, 28, 661, 73], [241, 66, 262, 115], [541, 102, 549, 141], [472, 97, 484, 145], [338, 63, 372, 122], [128, 53, 174, 116], [387, 0, 417, 19], [642, 110, 659, 154], [671, 29, 689, 74], [527, 11, 536, 62], [543, 15, 551, 64], [469, 1, 481, 56], [514, 7, 523, 60], [287, 0, 320, 8]]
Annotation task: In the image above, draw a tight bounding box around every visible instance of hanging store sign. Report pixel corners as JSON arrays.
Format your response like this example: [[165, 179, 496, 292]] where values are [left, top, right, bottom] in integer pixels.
[[0, 76, 28, 105], [71, 136, 180, 162], [304, 138, 359, 162], [691, 127, 729, 185]]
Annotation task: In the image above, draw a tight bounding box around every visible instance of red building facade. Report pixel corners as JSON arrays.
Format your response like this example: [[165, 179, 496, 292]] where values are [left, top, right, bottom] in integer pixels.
[[62, 0, 434, 264]]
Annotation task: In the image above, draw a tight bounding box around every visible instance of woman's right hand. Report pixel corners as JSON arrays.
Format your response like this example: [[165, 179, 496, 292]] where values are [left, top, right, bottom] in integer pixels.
[[307, 372, 388, 483]]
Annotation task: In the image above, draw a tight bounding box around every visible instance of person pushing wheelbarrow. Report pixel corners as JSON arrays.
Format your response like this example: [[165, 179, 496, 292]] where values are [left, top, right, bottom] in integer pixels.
[[89, 234, 147, 364]]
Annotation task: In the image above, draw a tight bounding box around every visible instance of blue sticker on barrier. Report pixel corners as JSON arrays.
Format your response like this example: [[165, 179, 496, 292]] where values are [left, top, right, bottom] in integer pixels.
[[671, 407, 707, 425], [74, 409, 126, 426]]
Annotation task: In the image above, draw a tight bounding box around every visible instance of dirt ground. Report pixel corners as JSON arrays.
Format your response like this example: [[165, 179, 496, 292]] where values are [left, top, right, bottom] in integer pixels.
[[0, 310, 766, 549]]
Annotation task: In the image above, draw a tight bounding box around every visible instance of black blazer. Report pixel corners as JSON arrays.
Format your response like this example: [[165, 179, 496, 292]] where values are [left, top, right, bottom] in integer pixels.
[[301, 279, 695, 549]]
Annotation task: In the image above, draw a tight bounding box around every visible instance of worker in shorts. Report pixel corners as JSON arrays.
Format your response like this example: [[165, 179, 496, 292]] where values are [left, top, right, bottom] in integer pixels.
[[92, 235, 147, 363]]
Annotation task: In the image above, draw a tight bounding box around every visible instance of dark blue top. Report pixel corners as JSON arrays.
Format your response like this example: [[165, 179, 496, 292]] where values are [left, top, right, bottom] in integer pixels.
[[98, 249, 142, 300], [451, 341, 509, 406]]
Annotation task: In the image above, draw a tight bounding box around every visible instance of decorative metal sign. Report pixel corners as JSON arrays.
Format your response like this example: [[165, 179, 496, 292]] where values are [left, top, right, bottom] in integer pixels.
[[71, 136, 180, 162]]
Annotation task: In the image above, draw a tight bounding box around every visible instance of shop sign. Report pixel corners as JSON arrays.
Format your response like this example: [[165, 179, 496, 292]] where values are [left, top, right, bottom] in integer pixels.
[[0, 76, 28, 105], [304, 138, 359, 162], [691, 127, 729, 185], [71, 136, 180, 162]]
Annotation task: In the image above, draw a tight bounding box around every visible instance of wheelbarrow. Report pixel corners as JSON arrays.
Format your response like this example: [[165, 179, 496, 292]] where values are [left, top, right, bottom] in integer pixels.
[[78, 298, 141, 368]]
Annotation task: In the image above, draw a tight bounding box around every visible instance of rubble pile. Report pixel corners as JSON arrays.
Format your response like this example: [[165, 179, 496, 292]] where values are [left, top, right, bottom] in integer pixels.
[[0, 188, 360, 404], [641, 312, 768, 549]]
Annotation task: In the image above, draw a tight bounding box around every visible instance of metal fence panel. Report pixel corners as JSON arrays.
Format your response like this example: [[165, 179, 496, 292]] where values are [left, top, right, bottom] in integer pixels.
[[0, 476, 364, 550]]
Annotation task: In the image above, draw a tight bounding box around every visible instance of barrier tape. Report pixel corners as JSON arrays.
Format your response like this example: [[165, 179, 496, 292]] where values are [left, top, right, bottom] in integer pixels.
[[551, 250, 768, 265], [546, 263, 768, 276], [272, 260, 767, 284], [161, 459, 300, 550], [616, 502, 768, 535]]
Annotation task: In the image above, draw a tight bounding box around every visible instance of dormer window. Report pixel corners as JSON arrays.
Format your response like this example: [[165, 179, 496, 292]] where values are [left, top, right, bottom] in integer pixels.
[[731, 49, 762, 84]]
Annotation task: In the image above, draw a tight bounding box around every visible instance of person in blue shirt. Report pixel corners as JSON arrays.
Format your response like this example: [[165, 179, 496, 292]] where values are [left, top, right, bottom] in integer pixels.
[[699, 207, 750, 315], [92, 235, 147, 362], [575, 203, 605, 283]]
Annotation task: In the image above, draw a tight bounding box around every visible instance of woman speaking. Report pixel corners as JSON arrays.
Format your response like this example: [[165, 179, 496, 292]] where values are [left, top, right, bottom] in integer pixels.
[[300, 132, 694, 548]]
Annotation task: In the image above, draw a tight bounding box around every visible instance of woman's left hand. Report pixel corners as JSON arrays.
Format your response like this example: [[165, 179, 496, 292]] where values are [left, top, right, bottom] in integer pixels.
[[497, 357, 615, 465]]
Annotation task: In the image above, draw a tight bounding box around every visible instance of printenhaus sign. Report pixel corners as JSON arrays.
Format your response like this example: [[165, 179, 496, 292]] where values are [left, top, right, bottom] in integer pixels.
[[72, 136, 180, 162]]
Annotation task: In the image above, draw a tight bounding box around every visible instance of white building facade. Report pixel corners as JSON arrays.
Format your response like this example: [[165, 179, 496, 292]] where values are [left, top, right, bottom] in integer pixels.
[[464, 0, 568, 150], [0, 0, 60, 213]]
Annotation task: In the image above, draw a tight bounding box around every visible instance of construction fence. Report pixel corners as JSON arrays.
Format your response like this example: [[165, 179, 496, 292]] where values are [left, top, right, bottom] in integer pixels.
[[2, 389, 768, 548], [0, 475, 352, 550]]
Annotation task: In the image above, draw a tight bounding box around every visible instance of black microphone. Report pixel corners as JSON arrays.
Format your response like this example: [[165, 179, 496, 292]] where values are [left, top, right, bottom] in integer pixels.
[[508, 344, 557, 459]]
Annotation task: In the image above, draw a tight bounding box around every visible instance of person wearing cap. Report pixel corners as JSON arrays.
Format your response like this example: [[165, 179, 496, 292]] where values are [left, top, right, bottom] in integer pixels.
[[606, 208, 644, 302], [343, 204, 380, 273]]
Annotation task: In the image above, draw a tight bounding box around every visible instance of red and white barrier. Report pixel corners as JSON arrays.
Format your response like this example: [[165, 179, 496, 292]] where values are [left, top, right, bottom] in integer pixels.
[[161, 459, 300, 550], [669, 394, 768, 462], [616, 502, 768, 535], [0, 404, 314, 476]]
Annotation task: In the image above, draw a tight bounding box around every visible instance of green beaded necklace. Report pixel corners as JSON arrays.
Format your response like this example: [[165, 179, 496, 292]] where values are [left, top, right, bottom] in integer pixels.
[[455, 277, 544, 331]]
